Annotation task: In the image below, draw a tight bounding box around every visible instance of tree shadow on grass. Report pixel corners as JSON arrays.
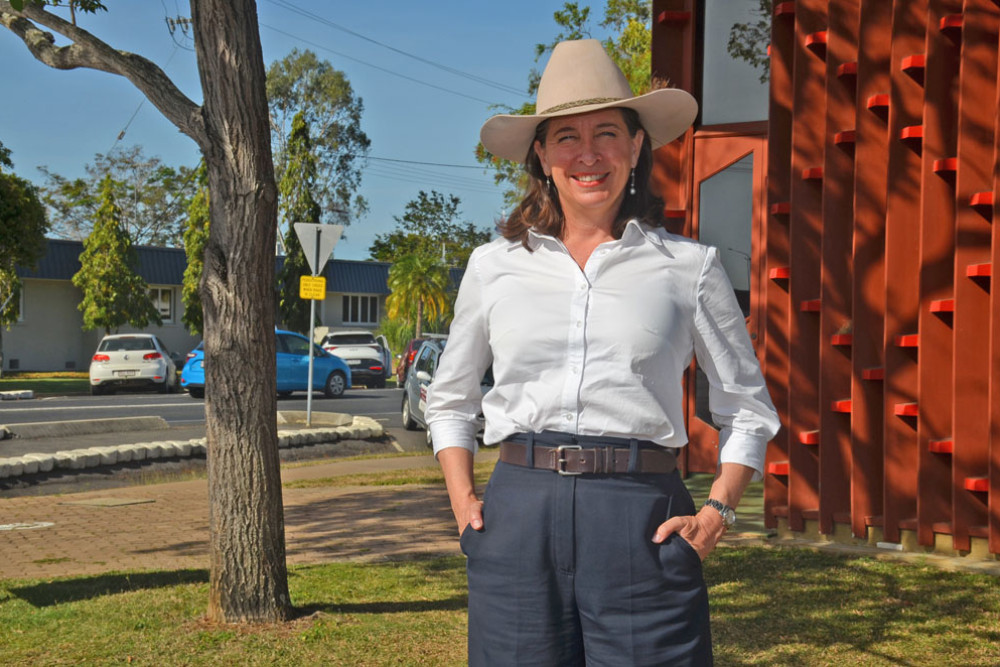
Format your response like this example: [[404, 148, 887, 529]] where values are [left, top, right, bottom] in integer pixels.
[[6, 568, 208, 608], [294, 595, 468, 617], [706, 546, 1000, 665]]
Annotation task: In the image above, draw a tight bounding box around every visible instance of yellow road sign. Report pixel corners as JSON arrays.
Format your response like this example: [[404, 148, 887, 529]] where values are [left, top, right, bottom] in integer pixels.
[[299, 275, 327, 300]]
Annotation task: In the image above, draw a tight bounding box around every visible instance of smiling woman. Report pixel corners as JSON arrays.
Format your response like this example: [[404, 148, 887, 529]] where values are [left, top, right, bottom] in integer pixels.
[[424, 39, 778, 666]]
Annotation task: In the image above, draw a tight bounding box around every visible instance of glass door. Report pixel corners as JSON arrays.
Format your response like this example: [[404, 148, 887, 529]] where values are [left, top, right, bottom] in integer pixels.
[[685, 132, 768, 473]]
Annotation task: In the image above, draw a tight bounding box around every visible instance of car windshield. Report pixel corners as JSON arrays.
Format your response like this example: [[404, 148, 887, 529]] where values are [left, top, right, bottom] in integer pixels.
[[99, 337, 155, 352], [325, 334, 375, 345]]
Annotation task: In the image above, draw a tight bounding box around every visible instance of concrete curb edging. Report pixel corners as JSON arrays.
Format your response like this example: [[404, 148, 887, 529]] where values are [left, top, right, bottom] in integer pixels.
[[0, 416, 384, 480], [0, 390, 34, 401]]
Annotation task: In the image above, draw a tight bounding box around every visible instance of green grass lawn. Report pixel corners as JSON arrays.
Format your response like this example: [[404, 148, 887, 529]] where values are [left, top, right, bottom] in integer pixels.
[[0, 371, 90, 396], [1, 548, 998, 665]]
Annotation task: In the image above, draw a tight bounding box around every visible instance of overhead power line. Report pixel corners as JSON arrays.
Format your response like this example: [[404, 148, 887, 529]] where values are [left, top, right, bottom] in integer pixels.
[[265, 0, 527, 98], [260, 23, 505, 107]]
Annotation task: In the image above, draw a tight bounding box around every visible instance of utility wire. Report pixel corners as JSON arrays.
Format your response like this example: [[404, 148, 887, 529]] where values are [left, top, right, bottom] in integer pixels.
[[363, 155, 488, 170], [260, 23, 505, 107], [265, 0, 527, 98]]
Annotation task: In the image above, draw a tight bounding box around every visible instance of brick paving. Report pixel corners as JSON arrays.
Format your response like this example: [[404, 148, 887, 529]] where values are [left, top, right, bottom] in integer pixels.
[[0, 454, 469, 580]]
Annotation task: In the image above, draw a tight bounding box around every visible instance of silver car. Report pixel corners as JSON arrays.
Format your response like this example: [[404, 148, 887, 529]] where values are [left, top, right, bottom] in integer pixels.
[[89, 333, 178, 395], [401, 338, 492, 447]]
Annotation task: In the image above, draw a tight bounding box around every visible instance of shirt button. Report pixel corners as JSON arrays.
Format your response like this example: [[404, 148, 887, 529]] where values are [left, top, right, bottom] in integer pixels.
[[576, 321, 583, 328], [564, 414, 573, 421], [570, 366, 578, 374]]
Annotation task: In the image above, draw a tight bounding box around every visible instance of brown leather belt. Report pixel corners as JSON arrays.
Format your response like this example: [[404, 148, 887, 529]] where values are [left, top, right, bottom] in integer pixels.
[[499, 441, 677, 475]]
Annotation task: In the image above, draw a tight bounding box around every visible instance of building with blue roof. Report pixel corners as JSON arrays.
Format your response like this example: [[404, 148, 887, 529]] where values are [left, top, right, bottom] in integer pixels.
[[7, 238, 448, 373]]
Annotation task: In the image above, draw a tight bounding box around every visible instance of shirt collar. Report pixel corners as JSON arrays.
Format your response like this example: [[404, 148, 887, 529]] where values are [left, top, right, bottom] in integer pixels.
[[523, 219, 672, 254]]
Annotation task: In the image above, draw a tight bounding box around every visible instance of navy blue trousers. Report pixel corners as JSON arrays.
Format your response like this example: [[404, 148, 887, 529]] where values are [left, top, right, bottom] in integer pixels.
[[461, 433, 713, 666]]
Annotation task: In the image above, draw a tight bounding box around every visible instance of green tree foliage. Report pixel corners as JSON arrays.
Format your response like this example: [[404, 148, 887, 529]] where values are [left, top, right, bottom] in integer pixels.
[[728, 0, 772, 83], [385, 253, 450, 340], [266, 49, 370, 228], [475, 1, 653, 208], [38, 145, 199, 246], [181, 163, 209, 336], [0, 141, 49, 376], [369, 190, 492, 268], [376, 315, 414, 361], [276, 112, 320, 335], [72, 175, 161, 335]]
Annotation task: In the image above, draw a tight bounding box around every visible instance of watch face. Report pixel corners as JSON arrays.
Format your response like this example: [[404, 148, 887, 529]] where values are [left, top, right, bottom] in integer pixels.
[[722, 507, 737, 527]]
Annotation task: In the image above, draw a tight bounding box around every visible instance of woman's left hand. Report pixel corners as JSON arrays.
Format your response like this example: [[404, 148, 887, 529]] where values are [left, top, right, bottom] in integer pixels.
[[651, 507, 727, 560]]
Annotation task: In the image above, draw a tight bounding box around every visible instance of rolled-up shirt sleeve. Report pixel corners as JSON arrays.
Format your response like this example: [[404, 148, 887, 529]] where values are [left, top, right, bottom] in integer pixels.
[[425, 248, 494, 457], [691, 247, 780, 480]]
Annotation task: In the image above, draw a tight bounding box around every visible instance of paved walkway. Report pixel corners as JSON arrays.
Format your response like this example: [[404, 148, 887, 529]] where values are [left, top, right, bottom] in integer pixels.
[[0, 453, 466, 580]]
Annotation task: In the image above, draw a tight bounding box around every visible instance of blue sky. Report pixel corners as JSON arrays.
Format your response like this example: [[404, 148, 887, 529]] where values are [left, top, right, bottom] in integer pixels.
[[0, 1, 615, 261]]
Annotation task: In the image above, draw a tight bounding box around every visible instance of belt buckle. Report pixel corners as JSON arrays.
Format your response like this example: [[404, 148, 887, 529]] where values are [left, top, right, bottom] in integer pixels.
[[556, 444, 583, 475]]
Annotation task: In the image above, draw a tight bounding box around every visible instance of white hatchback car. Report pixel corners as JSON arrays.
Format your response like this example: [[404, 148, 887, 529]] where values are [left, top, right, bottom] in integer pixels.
[[89, 333, 178, 395]]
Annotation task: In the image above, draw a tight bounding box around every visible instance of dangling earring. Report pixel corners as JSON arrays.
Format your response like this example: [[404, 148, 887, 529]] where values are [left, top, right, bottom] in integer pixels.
[[629, 169, 636, 196], [547, 175, 554, 192]]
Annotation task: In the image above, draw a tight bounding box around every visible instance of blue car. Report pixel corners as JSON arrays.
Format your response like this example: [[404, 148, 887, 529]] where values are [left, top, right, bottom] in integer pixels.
[[180, 329, 352, 399]]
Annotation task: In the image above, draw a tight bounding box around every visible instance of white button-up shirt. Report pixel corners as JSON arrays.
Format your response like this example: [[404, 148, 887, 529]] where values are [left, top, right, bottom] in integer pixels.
[[425, 220, 780, 479]]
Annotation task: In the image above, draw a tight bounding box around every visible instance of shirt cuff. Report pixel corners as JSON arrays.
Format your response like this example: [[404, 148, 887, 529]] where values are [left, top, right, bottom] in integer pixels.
[[430, 419, 479, 458], [717, 427, 767, 482]]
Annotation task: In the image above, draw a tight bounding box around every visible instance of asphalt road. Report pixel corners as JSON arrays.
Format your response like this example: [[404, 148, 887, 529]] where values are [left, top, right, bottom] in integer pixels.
[[0, 386, 431, 457], [0, 386, 406, 429]]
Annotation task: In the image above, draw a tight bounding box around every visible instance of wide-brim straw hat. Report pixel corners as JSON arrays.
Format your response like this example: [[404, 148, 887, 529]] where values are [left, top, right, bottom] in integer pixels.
[[480, 39, 699, 163]]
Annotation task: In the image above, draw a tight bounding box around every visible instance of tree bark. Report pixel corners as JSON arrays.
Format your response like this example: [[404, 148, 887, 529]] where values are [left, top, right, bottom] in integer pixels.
[[0, 0, 290, 622], [190, 0, 289, 623]]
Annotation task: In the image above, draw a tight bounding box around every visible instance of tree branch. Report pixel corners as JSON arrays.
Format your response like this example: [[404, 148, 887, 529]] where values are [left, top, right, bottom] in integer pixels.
[[0, 1, 208, 148]]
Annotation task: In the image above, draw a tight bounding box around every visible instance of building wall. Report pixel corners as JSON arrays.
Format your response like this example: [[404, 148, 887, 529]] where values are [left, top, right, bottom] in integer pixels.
[[652, 0, 1000, 560], [4, 279, 200, 372]]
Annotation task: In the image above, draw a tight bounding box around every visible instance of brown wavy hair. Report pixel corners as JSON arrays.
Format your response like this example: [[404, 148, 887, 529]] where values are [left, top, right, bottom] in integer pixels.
[[498, 107, 665, 248]]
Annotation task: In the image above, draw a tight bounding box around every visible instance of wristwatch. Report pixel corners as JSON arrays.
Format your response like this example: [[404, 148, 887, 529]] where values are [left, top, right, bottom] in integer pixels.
[[703, 499, 737, 529]]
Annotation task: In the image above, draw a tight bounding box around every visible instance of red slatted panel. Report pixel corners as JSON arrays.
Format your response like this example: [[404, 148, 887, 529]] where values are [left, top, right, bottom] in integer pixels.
[[763, 0, 797, 531], [950, 0, 999, 552], [786, 0, 829, 532], [817, 0, 860, 535], [648, 0, 1000, 561], [991, 0, 1000, 558], [880, 0, 927, 545], [850, 0, 892, 541], [916, 0, 962, 550]]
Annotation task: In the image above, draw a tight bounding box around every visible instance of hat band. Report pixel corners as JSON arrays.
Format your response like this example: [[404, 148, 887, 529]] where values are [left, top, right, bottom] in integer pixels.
[[538, 97, 626, 115]]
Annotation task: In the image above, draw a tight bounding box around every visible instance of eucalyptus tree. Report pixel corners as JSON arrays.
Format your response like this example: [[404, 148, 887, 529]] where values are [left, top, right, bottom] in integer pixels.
[[267, 49, 370, 230], [0, 0, 291, 622], [39, 144, 199, 247]]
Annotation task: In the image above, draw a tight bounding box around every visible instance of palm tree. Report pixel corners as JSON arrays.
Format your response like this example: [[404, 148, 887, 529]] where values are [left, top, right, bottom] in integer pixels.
[[385, 253, 450, 339]]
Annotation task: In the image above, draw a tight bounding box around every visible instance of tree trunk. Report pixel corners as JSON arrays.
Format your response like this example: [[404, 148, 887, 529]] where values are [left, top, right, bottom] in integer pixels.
[[191, 0, 289, 623], [415, 299, 423, 340]]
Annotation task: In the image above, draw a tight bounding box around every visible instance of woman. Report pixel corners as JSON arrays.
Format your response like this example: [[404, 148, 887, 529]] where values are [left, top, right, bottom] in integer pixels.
[[425, 39, 780, 666]]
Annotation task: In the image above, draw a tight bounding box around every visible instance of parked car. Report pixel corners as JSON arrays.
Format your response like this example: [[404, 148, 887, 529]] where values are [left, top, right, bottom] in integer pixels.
[[320, 330, 392, 388], [89, 333, 179, 395], [395, 334, 447, 383], [400, 338, 493, 447], [180, 329, 352, 399]]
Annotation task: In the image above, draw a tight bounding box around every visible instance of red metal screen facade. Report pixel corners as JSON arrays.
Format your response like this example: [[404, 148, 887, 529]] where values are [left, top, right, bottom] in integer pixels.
[[652, 0, 1000, 559]]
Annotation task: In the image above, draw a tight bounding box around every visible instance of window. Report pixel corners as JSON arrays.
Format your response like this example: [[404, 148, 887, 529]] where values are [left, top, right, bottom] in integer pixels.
[[277, 333, 311, 357], [149, 287, 174, 322], [700, 0, 770, 125], [342, 294, 379, 325]]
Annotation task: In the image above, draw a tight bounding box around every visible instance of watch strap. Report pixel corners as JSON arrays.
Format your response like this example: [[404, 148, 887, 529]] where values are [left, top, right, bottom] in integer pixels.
[[703, 498, 736, 528]]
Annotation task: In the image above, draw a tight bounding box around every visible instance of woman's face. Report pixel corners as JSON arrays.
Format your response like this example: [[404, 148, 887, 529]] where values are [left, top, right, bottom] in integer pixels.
[[533, 108, 644, 225]]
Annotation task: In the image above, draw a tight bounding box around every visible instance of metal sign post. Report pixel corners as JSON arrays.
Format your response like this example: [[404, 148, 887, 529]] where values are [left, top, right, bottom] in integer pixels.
[[293, 223, 343, 426]]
